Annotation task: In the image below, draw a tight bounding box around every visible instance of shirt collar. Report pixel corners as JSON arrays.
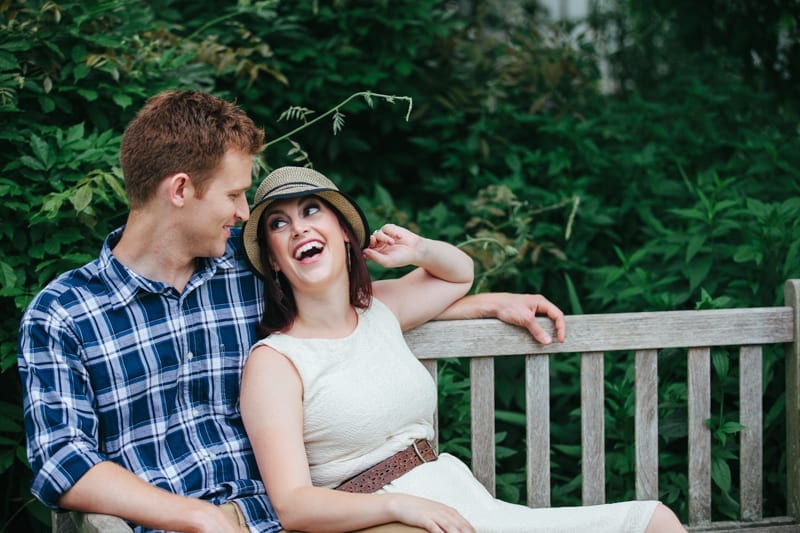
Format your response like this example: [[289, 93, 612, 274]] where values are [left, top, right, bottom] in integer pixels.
[[98, 226, 239, 309]]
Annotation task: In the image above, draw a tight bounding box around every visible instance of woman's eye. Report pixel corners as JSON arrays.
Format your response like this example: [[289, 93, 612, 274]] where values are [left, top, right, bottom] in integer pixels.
[[268, 218, 287, 230], [304, 205, 320, 216]]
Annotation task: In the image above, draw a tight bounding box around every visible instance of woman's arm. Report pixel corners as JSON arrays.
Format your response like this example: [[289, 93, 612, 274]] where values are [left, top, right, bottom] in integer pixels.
[[436, 292, 567, 344], [240, 345, 474, 533], [368, 224, 474, 331]]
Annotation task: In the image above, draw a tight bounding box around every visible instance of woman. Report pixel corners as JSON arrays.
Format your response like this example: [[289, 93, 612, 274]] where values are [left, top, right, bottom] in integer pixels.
[[241, 166, 685, 533]]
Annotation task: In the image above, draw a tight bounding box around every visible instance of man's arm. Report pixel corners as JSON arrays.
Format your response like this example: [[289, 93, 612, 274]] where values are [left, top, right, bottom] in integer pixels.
[[435, 292, 566, 345], [59, 462, 237, 533], [19, 307, 238, 533]]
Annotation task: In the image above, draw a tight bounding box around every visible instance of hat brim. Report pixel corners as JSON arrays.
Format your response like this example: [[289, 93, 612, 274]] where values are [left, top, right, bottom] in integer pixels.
[[243, 187, 369, 279]]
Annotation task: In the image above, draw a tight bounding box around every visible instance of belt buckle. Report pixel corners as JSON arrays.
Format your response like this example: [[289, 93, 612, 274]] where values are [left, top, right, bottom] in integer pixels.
[[412, 439, 436, 463]]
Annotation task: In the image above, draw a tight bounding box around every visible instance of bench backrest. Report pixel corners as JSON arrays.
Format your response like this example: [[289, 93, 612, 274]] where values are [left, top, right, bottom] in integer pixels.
[[404, 279, 800, 532], [53, 280, 800, 533]]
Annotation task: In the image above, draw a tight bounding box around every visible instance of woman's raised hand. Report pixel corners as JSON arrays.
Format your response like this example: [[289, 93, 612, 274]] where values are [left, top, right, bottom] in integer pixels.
[[363, 224, 425, 269]]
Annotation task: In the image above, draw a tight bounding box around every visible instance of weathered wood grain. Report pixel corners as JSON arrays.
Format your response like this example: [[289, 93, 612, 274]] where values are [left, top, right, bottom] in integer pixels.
[[635, 349, 659, 501], [405, 307, 794, 358]]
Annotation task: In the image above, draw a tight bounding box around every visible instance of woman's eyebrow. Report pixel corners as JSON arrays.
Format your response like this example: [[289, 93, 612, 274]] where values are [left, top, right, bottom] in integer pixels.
[[264, 206, 287, 218]]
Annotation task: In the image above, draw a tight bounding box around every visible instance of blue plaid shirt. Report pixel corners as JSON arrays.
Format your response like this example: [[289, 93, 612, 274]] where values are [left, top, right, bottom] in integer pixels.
[[18, 227, 280, 532]]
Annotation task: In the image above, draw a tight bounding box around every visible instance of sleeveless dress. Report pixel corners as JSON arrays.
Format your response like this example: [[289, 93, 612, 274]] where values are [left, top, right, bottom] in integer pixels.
[[251, 298, 659, 532]]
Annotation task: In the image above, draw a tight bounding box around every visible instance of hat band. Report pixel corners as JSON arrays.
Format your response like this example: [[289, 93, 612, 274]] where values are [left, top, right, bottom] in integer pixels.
[[260, 181, 335, 200]]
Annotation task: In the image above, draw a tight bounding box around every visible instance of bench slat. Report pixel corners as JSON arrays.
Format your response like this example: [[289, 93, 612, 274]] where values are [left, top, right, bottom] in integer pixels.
[[785, 280, 800, 519], [688, 347, 712, 525], [470, 357, 495, 495], [686, 515, 800, 532], [635, 349, 659, 500], [526, 354, 550, 507], [406, 308, 794, 358], [740, 345, 763, 521], [581, 351, 605, 505], [421, 359, 440, 450]]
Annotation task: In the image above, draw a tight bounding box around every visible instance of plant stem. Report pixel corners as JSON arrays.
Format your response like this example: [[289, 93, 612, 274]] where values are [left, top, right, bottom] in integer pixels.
[[265, 91, 413, 149]]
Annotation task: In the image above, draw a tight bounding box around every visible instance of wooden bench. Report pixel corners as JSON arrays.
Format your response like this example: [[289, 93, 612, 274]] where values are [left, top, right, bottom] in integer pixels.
[[53, 280, 800, 532]]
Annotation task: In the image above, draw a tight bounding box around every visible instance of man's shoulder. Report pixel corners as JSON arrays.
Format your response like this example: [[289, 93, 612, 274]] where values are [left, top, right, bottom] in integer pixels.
[[227, 226, 247, 257], [24, 256, 107, 317], [222, 227, 257, 275]]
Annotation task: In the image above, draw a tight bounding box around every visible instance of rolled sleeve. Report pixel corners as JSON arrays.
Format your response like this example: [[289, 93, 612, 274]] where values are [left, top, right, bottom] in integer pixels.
[[20, 306, 105, 509]]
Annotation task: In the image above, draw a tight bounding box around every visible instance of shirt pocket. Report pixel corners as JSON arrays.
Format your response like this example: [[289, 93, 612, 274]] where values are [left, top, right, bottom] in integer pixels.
[[186, 348, 245, 416]]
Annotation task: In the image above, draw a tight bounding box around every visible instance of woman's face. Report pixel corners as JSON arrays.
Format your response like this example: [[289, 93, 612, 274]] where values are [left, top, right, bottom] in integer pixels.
[[263, 195, 349, 289]]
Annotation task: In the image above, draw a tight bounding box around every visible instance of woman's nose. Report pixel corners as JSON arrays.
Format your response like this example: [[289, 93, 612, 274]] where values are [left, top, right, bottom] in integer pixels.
[[291, 218, 309, 236]]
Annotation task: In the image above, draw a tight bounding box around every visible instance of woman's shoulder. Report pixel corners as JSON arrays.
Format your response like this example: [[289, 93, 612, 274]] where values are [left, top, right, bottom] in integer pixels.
[[363, 296, 396, 322], [249, 331, 293, 356]]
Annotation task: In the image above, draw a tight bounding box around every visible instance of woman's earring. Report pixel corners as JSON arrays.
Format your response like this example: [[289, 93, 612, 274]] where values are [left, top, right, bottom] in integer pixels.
[[346, 242, 351, 272]]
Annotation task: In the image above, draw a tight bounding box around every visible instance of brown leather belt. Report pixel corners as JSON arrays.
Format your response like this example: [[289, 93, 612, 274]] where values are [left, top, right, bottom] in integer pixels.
[[335, 439, 438, 493]]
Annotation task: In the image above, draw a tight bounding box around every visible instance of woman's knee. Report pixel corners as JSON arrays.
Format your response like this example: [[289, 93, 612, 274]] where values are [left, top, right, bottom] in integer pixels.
[[645, 503, 686, 533]]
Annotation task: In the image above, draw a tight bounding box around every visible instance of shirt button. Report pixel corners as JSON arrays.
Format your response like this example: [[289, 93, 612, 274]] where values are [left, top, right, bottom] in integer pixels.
[[192, 408, 200, 417], [186, 352, 194, 360]]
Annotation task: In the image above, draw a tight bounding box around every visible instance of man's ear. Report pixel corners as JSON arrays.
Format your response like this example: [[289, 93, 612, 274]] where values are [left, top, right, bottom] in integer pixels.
[[165, 173, 192, 207]]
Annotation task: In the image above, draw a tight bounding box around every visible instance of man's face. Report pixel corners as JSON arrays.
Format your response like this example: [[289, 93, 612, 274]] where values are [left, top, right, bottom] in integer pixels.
[[184, 149, 253, 258]]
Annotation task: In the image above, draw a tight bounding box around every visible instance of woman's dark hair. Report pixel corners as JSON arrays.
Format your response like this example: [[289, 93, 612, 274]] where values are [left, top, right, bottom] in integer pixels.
[[255, 197, 373, 338]]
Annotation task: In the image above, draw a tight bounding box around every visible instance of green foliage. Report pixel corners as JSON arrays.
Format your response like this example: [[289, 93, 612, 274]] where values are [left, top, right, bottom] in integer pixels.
[[591, 0, 800, 101], [2, 0, 799, 528]]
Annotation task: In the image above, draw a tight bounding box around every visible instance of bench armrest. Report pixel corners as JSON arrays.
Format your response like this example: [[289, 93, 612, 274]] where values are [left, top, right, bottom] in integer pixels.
[[52, 510, 133, 533]]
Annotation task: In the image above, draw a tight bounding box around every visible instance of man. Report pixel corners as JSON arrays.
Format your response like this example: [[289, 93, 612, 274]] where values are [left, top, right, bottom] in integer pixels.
[[18, 90, 565, 532]]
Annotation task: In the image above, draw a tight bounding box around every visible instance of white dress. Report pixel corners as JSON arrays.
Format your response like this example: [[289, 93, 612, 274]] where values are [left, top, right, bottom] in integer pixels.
[[251, 298, 659, 532]]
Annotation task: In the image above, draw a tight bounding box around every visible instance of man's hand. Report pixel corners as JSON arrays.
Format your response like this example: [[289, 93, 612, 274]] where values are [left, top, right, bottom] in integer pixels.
[[436, 292, 566, 345], [493, 293, 566, 344]]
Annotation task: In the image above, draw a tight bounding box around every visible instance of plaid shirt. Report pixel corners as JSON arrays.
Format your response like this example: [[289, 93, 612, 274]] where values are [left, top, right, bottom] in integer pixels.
[[18, 227, 280, 532]]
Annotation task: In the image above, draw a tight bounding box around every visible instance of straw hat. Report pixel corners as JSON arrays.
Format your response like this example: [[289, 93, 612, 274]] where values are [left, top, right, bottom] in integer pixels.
[[243, 166, 369, 278]]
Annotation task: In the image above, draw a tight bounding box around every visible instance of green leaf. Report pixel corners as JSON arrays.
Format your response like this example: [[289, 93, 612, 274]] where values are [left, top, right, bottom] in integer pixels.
[[0, 260, 17, 290], [65, 123, 86, 144], [71, 184, 93, 212], [686, 233, 707, 263], [30, 134, 51, 169], [719, 421, 745, 434], [0, 40, 32, 52], [19, 155, 45, 171], [40, 195, 64, 217], [711, 351, 729, 378], [374, 184, 394, 208], [495, 409, 526, 426], [733, 244, 762, 265], [0, 415, 21, 433], [38, 95, 55, 113], [711, 456, 732, 493], [0, 449, 13, 473], [103, 169, 128, 203], [112, 93, 133, 109], [0, 50, 19, 71], [565, 272, 583, 314], [77, 87, 98, 100], [687, 255, 712, 292]]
